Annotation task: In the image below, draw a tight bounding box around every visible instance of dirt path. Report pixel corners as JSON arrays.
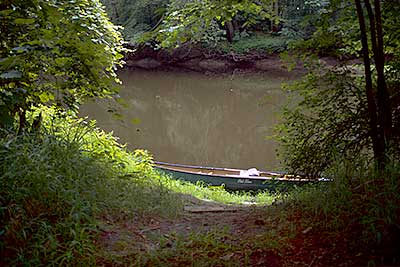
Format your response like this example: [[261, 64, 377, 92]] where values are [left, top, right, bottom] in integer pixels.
[[97, 196, 284, 265], [97, 196, 367, 266]]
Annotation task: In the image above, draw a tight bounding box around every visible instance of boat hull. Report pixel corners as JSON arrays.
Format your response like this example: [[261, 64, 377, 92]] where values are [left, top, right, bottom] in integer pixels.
[[154, 162, 315, 191]]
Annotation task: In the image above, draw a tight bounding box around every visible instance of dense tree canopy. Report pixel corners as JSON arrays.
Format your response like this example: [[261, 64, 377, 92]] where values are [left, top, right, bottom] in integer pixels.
[[277, 0, 400, 175], [100, 0, 328, 47], [0, 0, 125, 132], [150, 0, 280, 48], [101, 0, 167, 43]]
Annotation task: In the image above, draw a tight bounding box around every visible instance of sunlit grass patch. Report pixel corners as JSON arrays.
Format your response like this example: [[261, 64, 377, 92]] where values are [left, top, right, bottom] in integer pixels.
[[154, 173, 279, 205]]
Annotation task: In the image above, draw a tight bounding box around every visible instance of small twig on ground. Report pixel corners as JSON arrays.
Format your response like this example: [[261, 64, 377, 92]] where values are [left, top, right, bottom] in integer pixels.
[[140, 226, 161, 233]]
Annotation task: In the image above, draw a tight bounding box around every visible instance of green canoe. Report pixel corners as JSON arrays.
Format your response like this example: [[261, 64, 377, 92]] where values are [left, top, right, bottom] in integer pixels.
[[154, 161, 327, 191]]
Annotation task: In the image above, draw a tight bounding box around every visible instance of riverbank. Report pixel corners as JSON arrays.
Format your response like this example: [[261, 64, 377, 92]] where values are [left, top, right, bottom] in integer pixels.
[[2, 108, 399, 266], [124, 44, 305, 74], [123, 43, 357, 77]]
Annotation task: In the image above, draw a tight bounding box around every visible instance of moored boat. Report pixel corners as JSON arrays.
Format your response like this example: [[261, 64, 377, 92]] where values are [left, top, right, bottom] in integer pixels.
[[154, 161, 326, 191]]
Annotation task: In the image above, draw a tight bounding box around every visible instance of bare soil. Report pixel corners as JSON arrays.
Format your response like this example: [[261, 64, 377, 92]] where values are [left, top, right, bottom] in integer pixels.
[[96, 195, 378, 266]]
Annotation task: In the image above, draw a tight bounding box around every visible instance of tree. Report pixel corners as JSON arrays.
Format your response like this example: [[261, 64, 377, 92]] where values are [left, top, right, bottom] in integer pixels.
[[149, 0, 280, 48], [100, 0, 168, 43], [0, 0, 125, 132], [277, 0, 399, 176], [276, 61, 371, 177], [354, 0, 392, 168]]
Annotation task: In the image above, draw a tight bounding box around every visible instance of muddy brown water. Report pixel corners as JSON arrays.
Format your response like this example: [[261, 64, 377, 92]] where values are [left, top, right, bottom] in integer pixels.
[[80, 69, 294, 170]]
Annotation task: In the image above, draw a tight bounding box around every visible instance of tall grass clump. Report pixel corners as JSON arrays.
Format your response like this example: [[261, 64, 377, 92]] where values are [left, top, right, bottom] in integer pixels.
[[281, 155, 400, 264], [0, 108, 183, 266]]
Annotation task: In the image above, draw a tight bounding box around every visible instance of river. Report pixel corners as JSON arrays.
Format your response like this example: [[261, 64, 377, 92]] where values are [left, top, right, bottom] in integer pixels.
[[80, 69, 293, 170]]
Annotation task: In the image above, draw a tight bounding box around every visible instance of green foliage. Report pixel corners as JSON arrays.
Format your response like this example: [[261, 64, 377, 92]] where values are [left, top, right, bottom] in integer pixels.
[[149, 0, 279, 49], [0, 133, 101, 266], [218, 33, 290, 54], [101, 0, 168, 43], [276, 58, 370, 177], [0, 0, 125, 132], [282, 156, 400, 262], [0, 107, 183, 266], [278, 0, 330, 39], [0, 107, 281, 265], [382, 1, 400, 59], [99, 0, 329, 51], [303, 1, 361, 56], [295, 0, 400, 58], [277, 0, 400, 176]]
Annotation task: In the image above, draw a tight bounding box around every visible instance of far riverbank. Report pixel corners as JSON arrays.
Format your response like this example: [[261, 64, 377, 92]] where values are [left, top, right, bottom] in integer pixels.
[[124, 44, 302, 74]]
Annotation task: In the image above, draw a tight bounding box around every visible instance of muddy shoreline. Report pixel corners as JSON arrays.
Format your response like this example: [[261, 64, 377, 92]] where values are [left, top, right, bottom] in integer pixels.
[[123, 45, 306, 75]]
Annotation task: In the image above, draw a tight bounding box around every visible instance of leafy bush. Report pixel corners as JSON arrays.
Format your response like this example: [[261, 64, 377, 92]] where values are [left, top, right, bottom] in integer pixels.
[[0, 0, 124, 132], [276, 58, 371, 177], [0, 108, 183, 266], [101, 0, 168, 43]]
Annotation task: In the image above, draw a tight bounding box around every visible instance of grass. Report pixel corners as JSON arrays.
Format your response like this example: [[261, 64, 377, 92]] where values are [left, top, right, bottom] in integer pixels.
[[0, 109, 181, 266], [97, 209, 292, 267], [1, 107, 399, 266], [0, 108, 278, 266], [157, 176, 278, 205], [128, 157, 400, 266], [277, 157, 400, 265]]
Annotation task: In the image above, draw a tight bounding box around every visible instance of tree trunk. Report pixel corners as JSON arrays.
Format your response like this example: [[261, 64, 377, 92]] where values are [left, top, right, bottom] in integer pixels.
[[225, 20, 235, 43], [354, 0, 385, 167], [17, 109, 26, 135], [271, 0, 280, 32], [363, 0, 392, 164], [373, 0, 392, 144]]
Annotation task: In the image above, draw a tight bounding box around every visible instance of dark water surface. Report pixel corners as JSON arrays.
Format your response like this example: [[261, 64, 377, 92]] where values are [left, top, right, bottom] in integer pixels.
[[80, 70, 292, 170]]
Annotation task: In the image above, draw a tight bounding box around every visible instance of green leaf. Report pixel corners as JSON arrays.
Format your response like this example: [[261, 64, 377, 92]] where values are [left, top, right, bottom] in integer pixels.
[[14, 18, 36, 24], [38, 92, 55, 103]]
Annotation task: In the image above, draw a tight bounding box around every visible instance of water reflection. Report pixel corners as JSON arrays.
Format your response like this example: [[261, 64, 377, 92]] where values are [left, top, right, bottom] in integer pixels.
[[80, 70, 291, 170]]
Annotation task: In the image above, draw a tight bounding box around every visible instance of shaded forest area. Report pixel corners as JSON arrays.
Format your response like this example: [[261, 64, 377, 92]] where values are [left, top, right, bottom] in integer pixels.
[[1, 0, 400, 266]]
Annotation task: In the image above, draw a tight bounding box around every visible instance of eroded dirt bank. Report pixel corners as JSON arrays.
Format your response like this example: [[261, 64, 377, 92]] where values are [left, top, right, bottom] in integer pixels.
[[124, 45, 305, 75]]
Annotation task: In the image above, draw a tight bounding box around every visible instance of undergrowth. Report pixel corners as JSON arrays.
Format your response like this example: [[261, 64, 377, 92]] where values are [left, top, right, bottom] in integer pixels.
[[0, 107, 276, 266], [158, 177, 277, 206], [217, 33, 290, 54], [280, 156, 400, 265], [0, 111, 183, 266], [2, 107, 398, 266]]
